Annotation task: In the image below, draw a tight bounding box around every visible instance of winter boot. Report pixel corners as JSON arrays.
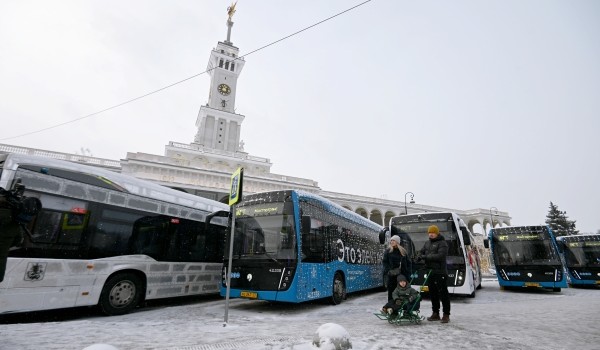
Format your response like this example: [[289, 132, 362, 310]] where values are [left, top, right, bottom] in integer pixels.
[[427, 312, 441, 321], [441, 313, 450, 323]]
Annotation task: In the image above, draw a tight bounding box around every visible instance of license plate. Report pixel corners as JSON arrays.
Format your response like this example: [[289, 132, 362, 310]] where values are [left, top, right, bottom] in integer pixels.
[[240, 291, 258, 299], [420, 286, 429, 292], [524, 282, 540, 287]]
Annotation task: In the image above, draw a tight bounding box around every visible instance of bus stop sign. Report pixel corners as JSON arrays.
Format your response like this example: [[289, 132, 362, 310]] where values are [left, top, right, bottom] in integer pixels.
[[229, 167, 243, 206]]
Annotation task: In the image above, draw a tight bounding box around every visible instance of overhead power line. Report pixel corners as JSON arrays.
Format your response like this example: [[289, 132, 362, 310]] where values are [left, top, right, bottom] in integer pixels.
[[1, 0, 373, 142]]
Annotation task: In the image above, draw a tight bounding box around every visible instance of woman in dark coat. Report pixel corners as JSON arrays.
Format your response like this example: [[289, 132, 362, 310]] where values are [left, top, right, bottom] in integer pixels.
[[382, 235, 411, 301]]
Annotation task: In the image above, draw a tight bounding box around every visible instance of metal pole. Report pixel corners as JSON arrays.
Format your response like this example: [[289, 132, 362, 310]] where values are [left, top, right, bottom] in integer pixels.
[[223, 204, 236, 326], [487, 207, 498, 270], [489, 207, 498, 232], [404, 192, 414, 215]]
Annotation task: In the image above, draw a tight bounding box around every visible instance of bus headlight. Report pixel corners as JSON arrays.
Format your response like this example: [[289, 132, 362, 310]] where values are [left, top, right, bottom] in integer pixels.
[[555, 269, 562, 282]]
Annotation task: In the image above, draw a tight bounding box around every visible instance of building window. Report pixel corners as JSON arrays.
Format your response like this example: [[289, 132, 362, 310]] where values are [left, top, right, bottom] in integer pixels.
[[231, 63, 235, 71], [219, 59, 223, 68], [225, 61, 230, 70]]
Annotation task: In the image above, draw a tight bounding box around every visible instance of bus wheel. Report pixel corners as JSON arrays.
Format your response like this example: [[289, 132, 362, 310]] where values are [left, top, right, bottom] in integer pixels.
[[99, 272, 143, 316], [331, 273, 346, 305], [552, 288, 561, 292]]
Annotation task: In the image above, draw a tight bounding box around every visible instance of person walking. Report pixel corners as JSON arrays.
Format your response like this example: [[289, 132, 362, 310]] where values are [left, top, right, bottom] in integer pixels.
[[382, 235, 410, 301], [418, 225, 451, 323]]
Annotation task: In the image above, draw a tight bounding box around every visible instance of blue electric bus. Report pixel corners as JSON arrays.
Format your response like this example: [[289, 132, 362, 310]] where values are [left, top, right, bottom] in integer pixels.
[[383, 212, 483, 297], [484, 225, 567, 291], [220, 190, 384, 304], [556, 234, 600, 287]]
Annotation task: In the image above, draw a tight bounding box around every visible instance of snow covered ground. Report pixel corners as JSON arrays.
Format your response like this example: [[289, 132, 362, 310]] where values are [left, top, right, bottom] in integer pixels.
[[1, 280, 599, 350]]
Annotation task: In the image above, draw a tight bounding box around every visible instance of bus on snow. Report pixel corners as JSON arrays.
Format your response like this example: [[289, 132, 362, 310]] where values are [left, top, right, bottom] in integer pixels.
[[0, 153, 229, 315], [484, 225, 567, 291], [556, 234, 600, 287], [220, 190, 384, 304], [384, 212, 482, 297]]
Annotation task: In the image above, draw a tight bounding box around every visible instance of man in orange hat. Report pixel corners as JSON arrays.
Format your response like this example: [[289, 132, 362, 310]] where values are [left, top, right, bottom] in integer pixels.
[[418, 224, 451, 323]]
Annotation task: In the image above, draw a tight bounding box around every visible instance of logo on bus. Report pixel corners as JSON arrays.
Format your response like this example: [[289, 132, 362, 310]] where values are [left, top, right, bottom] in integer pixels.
[[335, 239, 381, 265], [25, 262, 47, 281]]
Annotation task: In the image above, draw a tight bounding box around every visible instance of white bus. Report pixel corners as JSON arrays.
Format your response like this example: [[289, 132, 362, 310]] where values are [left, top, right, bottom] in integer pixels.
[[0, 153, 229, 315], [383, 212, 482, 297]]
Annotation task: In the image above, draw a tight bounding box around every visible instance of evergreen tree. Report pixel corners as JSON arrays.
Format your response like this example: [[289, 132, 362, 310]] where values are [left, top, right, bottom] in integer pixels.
[[545, 202, 579, 236]]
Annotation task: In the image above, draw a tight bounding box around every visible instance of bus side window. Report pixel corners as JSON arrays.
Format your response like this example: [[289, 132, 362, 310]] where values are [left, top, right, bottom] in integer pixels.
[[302, 224, 326, 263], [31, 210, 62, 243], [59, 212, 87, 244], [30, 210, 86, 246]]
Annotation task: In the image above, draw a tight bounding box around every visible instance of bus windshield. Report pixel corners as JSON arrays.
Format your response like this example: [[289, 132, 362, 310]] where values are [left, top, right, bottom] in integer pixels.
[[227, 203, 296, 261], [492, 230, 561, 266], [391, 221, 464, 264], [562, 240, 600, 268]]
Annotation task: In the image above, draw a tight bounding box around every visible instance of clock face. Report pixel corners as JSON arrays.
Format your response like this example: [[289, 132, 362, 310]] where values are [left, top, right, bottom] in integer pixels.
[[218, 83, 231, 96]]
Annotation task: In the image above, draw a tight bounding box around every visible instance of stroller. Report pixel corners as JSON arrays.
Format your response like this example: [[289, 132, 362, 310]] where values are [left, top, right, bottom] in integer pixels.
[[374, 270, 430, 325]]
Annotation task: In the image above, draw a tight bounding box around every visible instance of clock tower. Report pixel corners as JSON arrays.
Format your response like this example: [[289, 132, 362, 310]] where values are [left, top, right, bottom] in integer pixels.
[[193, 6, 246, 152]]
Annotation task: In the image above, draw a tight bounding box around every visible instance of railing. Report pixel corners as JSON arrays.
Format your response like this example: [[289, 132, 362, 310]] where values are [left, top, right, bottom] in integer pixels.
[[168, 142, 271, 164], [0, 143, 121, 169]]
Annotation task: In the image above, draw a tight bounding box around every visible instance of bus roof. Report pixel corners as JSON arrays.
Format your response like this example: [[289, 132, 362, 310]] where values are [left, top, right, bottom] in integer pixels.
[[240, 189, 383, 232], [489, 225, 550, 235], [295, 190, 383, 231], [390, 212, 462, 225], [556, 234, 600, 242], [0, 153, 229, 213]]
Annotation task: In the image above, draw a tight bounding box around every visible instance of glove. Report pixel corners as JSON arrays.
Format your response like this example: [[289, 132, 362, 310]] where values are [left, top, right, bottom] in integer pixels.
[[408, 296, 415, 302]]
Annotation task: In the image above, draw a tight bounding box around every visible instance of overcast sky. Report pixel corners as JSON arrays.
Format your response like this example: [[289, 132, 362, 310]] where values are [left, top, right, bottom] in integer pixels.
[[1, 1, 599, 233]]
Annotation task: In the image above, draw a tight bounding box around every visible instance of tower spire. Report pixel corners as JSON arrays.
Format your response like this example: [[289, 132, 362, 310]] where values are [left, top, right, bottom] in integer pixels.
[[225, 2, 237, 44], [193, 1, 245, 152]]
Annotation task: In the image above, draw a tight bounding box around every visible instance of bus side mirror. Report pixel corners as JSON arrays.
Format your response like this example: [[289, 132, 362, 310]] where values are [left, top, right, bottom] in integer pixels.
[[301, 215, 311, 234], [205, 210, 230, 229], [460, 228, 472, 246], [379, 227, 389, 245], [483, 239, 489, 249]]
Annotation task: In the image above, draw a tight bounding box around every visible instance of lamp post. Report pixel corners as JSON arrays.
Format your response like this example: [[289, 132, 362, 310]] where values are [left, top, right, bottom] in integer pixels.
[[486, 206, 499, 272], [404, 192, 415, 215], [489, 207, 498, 232]]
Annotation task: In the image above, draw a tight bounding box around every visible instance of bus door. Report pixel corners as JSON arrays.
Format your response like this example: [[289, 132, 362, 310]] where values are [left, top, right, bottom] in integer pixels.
[[298, 218, 332, 301], [444, 223, 470, 295], [460, 226, 480, 291]]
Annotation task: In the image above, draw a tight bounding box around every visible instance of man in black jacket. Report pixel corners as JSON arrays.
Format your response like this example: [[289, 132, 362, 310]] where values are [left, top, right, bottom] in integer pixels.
[[419, 224, 451, 323]]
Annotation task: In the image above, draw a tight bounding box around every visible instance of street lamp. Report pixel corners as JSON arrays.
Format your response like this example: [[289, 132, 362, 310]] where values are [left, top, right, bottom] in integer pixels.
[[487, 206, 499, 271], [404, 192, 415, 215], [489, 207, 498, 232]]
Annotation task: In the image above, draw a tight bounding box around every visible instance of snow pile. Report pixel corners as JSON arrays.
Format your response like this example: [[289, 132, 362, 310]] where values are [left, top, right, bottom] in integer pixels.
[[312, 323, 352, 350]]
